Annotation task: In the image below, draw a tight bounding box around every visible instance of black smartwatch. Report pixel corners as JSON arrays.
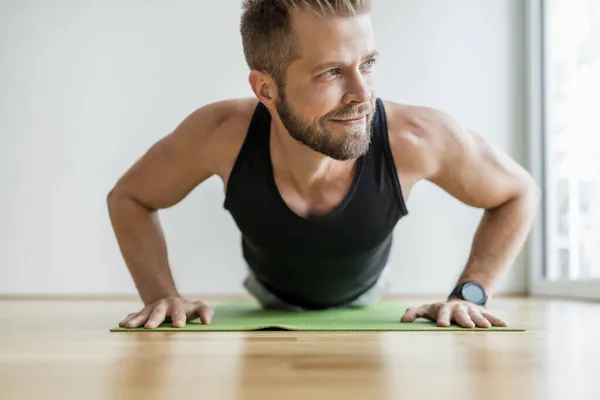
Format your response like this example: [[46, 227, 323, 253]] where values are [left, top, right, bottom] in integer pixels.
[[449, 281, 488, 306]]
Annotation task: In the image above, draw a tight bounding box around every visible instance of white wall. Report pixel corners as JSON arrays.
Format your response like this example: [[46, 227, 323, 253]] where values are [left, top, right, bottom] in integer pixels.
[[0, 0, 528, 296]]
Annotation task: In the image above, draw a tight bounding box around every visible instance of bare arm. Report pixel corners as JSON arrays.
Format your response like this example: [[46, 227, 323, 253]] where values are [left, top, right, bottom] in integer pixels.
[[107, 101, 232, 306], [421, 109, 541, 296]]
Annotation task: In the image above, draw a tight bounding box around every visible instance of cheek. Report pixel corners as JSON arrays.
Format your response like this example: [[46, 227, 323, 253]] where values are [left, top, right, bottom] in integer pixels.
[[295, 82, 334, 105], [297, 85, 344, 119], [365, 75, 376, 92]]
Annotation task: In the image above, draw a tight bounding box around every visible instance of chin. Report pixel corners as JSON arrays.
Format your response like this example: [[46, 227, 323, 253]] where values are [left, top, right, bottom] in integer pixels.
[[318, 137, 371, 161]]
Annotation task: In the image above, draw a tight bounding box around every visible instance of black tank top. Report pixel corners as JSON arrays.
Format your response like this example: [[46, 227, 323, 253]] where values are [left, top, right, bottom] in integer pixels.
[[224, 98, 408, 309]]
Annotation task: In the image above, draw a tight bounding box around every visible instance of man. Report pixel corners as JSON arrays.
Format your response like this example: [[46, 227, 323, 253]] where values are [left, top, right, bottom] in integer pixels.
[[108, 0, 541, 330]]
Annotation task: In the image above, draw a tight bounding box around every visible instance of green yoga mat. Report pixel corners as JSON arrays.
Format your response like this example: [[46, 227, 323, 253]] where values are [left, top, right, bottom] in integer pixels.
[[110, 300, 523, 332]]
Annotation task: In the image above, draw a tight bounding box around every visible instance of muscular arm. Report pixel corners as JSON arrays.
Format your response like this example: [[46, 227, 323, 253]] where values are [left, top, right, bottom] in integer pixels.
[[388, 103, 541, 298], [421, 108, 541, 296], [107, 101, 234, 305]]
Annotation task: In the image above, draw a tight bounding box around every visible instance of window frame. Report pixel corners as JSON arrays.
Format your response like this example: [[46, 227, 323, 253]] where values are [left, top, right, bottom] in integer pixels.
[[526, 0, 600, 300]]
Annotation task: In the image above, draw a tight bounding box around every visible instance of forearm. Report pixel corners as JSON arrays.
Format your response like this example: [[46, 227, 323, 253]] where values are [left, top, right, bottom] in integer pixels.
[[107, 191, 180, 305], [455, 185, 541, 295]]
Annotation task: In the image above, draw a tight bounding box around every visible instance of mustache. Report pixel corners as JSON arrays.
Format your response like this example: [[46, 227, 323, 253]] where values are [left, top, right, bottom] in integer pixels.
[[324, 103, 373, 120]]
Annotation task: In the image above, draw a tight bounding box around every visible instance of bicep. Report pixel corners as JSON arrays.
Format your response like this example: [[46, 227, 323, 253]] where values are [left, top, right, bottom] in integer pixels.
[[111, 103, 227, 210], [427, 114, 534, 209]]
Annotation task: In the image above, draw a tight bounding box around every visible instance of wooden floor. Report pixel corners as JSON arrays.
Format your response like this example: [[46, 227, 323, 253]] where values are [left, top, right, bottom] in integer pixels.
[[1, 296, 599, 400]]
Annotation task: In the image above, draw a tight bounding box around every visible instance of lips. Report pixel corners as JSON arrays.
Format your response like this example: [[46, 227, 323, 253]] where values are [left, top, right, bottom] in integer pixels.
[[331, 114, 367, 122]]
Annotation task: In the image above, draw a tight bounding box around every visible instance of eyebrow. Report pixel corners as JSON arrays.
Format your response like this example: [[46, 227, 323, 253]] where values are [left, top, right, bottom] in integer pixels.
[[310, 50, 380, 74]]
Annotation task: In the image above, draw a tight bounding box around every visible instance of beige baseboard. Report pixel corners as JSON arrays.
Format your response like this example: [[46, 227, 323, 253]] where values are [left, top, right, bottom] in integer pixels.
[[0, 292, 528, 301]]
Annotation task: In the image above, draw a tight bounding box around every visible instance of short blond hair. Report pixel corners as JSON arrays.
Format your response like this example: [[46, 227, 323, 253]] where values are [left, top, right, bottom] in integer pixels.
[[240, 0, 372, 87]]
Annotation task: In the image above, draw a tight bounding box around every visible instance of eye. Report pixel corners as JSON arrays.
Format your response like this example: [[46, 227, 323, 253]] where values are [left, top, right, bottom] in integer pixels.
[[361, 58, 376, 69], [322, 69, 340, 78]]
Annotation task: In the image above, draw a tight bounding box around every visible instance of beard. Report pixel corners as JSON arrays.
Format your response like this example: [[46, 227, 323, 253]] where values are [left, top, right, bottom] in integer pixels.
[[275, 92, 377, 161]]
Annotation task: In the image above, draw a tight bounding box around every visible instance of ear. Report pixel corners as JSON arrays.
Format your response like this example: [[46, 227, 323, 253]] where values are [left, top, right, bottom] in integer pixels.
[[248, 71, 278, 108]]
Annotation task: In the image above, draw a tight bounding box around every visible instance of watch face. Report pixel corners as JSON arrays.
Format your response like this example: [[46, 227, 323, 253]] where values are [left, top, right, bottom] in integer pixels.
[[462, 282, 485, 304]]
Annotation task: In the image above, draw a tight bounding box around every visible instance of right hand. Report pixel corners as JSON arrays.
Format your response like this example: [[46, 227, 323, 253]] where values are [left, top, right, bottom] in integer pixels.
[[119, 296, 214, 329]]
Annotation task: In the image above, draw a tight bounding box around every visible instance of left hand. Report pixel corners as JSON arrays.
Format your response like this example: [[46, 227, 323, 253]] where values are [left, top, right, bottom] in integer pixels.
[[400, 299, 508, 328]]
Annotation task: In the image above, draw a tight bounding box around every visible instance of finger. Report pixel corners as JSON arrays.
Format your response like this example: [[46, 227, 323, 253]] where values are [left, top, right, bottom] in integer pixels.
[[119, 313, 138, 327], [400, 307, 417, 322], [436, 303, 452, 327], [453, 304, 476, 328], [482, 311, 508, 327], [401, 306, 427, 322], [126, 308, 152, 328], [145, 303, 168, 329], [468, 307, 492, 328], [170, 299, 187, 328], [195, 304, 214, 325]]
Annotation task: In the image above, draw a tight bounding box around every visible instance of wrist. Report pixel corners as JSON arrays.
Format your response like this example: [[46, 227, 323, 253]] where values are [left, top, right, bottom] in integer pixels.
[[448, 281, 488, 306], [143, 288, 180, 305]]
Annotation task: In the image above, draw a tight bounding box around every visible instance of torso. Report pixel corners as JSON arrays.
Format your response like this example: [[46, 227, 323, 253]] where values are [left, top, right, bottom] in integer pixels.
[[209, 98, 428, 216], [269, 133, 359, 219], [218, 97, 413, 309]]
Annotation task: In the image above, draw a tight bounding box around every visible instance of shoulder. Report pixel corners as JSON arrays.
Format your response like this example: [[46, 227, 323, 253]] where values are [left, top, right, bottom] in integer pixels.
[[176, 97, 259, 179], [380, 99, 539, 209], [181, 97, 258, 143], [380, 99, 465, 181]]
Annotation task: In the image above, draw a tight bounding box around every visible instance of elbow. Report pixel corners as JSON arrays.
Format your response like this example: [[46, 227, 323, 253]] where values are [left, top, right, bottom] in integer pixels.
[[518, 178, 542, 213], [106, 187, 116, 205], [515, 170, 542, 201], [106, 185, 127, 214], [533, 183, 542, 202], [106, 185, 155, 214], [532, 183, 543, 212], [106, 187, 118, 215], [525, 178, 542, 202]]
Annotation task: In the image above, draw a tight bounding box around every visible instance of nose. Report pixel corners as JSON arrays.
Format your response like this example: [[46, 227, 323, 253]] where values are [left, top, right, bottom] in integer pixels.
[[343, 71, 372, 105]]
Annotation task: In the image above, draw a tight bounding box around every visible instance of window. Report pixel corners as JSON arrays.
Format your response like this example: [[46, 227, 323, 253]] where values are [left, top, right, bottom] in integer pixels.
[[529, 0, 600, 299]]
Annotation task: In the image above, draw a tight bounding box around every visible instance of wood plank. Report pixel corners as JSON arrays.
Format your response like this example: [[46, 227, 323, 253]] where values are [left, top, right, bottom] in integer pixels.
[[1, 296, 598, 400]]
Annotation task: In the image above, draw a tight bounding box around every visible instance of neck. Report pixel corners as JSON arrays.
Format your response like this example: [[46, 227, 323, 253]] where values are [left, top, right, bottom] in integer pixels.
[[270, 119, 352, 192]]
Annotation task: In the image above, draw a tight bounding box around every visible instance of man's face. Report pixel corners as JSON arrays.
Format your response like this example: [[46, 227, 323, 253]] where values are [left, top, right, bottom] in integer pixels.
[[274, 10, 378, 161]]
